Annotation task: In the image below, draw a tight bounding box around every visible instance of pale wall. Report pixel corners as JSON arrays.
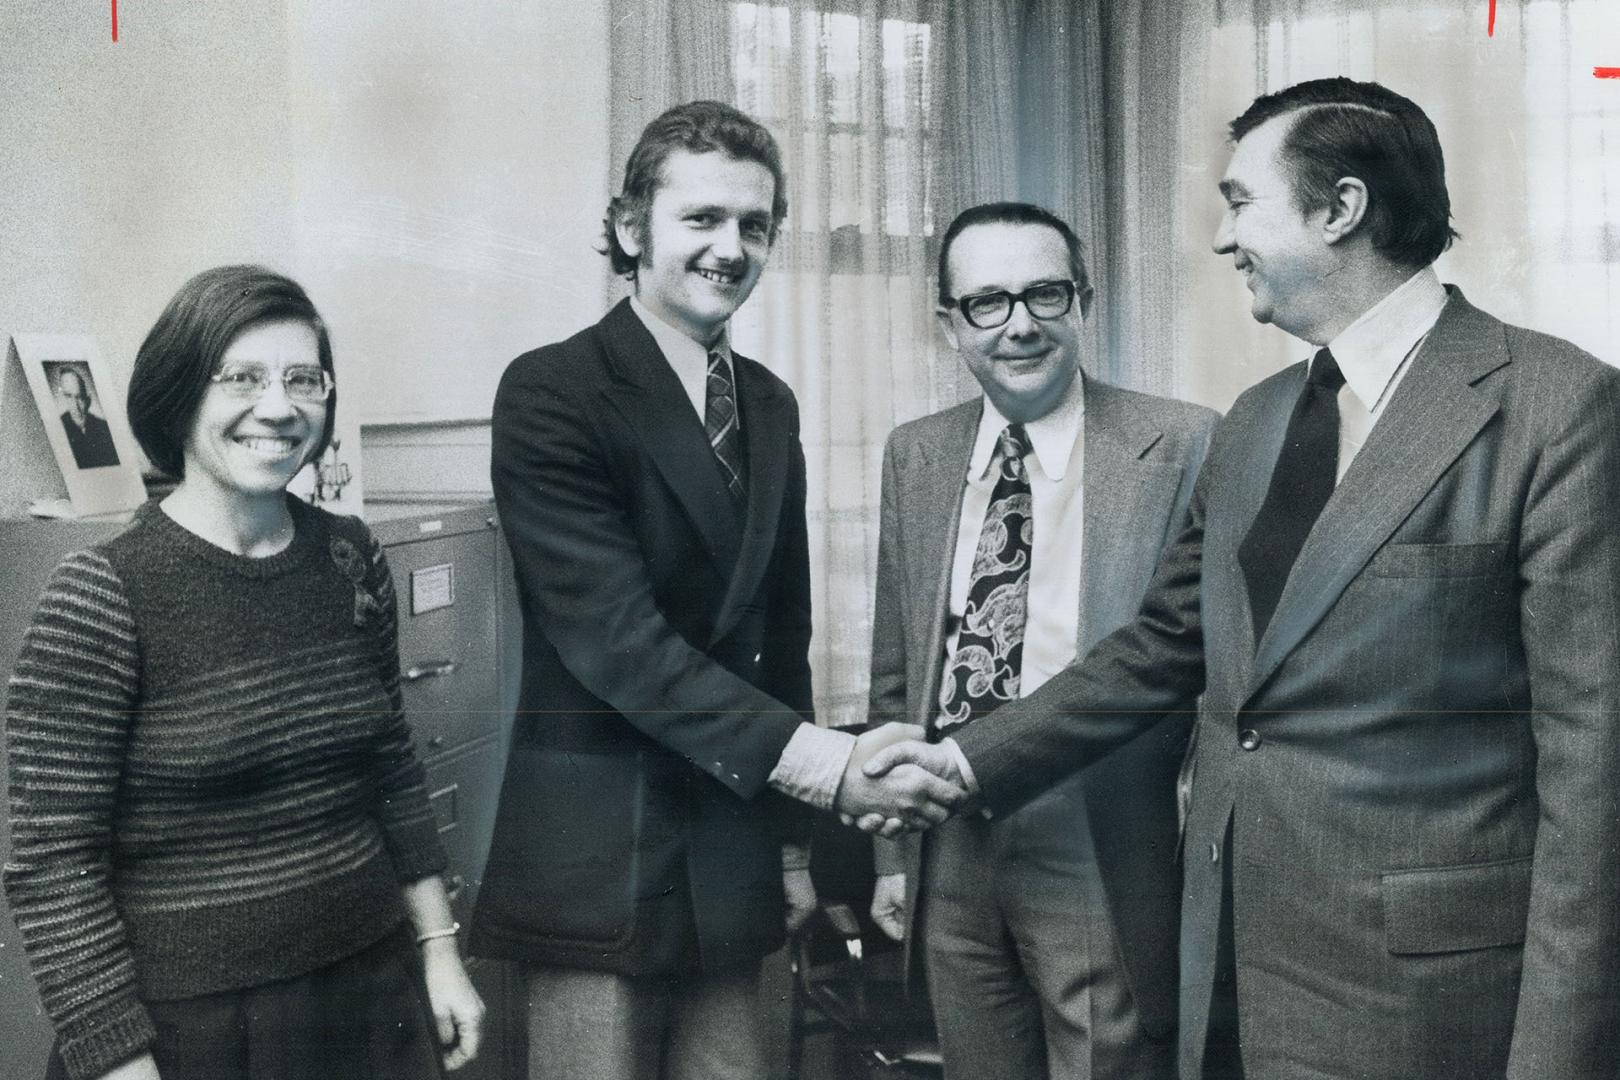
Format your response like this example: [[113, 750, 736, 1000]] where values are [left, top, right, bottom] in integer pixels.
[[0, 2, 611, 499]]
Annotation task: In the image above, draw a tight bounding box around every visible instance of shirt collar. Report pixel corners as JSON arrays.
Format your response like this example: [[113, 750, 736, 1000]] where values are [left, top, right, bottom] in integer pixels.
[[1321, 265, 1447, 410], [629, 295, 733, 369], [968, 373, 1086, 483]]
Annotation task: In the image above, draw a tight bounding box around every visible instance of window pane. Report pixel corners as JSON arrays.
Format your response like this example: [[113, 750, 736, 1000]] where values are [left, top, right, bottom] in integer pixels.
[[808, 10, 862, 125], [732, 3, 934, 238], [881, 18, 931, 121], [733, 3, 792, 120], [884, 133, 934, 236], [826, 130, 867, 231]]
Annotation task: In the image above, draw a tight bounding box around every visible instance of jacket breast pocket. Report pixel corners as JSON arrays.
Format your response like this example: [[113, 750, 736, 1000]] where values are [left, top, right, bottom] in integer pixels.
[[1366, 541, 1509, 579], [1381, 856, 1532, 954]]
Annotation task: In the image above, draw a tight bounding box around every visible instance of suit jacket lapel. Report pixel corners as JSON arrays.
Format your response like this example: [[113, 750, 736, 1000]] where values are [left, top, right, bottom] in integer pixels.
[[908, 402, 979, 733], [1077, 380, 1177, 653], [597, 300, 743, 585], [1248, 291, 1508, 697], [709, 356, 792, 645], [1206, 369, 1304, 696]]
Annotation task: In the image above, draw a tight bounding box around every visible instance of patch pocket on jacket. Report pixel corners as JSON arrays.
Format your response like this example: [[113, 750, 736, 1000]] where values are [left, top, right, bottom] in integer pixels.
[[1366, 541, 1508, 578], [480, 745, 652, 945], [1381, 855, 1531, 954]]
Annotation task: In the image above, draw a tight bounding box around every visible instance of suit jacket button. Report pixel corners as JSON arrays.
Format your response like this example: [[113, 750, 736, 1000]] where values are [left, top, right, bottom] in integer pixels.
[[1238, 728, 1262, 751], [1211, 842, 1220, 864]]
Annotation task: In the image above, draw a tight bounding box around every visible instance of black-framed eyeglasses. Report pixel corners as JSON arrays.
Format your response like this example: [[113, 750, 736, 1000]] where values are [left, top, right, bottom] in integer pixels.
[[209, 363, 333, 403], [947, 280, 1081, 330]]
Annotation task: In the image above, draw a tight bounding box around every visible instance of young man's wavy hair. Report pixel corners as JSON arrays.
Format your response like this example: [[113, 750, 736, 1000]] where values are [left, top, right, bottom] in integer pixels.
[[602, 101, 789, 279]]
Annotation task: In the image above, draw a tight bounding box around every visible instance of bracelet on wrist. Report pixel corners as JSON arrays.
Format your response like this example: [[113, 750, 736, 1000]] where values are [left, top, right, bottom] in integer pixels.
[[415, 922, 460, 945]]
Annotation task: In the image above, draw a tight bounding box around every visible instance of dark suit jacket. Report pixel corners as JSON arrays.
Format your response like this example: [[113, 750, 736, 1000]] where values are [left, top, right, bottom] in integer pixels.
[[952, 289, 1620, 1079], [469, 299, 814, 975], [62, 411, 118, 469], [869, 378, 1216, 1038]]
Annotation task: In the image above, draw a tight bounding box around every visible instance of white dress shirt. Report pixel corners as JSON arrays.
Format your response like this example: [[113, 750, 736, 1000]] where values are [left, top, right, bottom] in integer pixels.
[[629, 296, 735, 423], [1319, 265, 1448, 482], [943, 377, 1087, 703]]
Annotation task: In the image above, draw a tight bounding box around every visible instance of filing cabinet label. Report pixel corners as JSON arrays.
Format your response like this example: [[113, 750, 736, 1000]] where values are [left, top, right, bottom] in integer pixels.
[[411, 563, 456, 615]]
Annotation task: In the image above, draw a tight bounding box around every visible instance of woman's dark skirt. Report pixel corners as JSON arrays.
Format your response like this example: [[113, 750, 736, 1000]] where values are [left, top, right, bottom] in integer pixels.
[[47, 924, 448, 1080]]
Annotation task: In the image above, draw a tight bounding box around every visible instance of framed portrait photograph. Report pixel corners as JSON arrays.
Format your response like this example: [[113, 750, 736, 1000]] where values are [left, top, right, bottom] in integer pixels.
[[6, 333, 147, 517]]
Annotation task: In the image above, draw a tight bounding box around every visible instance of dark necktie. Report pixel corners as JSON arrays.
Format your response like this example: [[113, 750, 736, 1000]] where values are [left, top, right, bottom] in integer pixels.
[[705, 350, 746, 504], [1239, 348, 1346, 639], [937, 424, 1033, 733]]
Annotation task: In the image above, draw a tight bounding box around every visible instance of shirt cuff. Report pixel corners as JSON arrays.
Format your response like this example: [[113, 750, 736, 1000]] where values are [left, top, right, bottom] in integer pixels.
[[768, 723, 858, 812], [872, 835, 909, 876], [940, 736, 981, 796], [781, 842, 812, 872]]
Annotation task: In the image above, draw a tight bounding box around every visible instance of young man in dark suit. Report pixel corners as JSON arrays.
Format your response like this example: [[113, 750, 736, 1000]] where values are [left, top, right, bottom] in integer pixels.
[[470, 100, 964, 1080], [864, 78, 1620, 1080]]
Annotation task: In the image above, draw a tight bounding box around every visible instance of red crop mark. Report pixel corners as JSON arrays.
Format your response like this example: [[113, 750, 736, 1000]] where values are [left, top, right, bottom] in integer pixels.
[[1492, 0, 1616, 77], [111, 0, 118, 42]]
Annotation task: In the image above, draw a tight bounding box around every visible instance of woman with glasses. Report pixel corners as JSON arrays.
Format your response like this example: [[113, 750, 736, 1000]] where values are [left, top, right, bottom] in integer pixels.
[[3, 265, 483, 1080]]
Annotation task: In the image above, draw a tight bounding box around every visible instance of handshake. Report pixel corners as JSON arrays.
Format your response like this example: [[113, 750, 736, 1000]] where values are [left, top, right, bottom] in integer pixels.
[[831, 722, 973, 837]]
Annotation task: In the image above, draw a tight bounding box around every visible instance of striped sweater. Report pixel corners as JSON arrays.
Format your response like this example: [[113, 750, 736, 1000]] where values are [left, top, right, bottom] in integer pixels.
[[3, 498, 447, 1080]]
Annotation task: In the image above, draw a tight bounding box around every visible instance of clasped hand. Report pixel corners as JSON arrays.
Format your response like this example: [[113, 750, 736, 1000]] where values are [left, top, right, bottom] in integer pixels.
[[832, 723, 970, 837]]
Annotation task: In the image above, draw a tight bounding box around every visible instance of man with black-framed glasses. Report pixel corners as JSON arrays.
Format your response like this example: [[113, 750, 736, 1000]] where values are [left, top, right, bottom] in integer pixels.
[[867, 201, 1218, 1079]]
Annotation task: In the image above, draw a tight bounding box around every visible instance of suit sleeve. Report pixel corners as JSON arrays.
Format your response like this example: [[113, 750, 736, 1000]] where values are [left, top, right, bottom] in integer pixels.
[[953, 435, 1212, 817], [758, 395, 814, 721], [491, 358, 803, 802], [758, 396, 818, 841], [1505, 360, 1620, 1077], [867, 431, 910, 732], [868, 431, 912, 876]]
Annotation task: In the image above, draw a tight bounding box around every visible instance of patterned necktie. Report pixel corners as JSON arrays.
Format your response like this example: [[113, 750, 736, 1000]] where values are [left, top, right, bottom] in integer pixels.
[[705, 350, 746, 504], [1238, 348, 1346, 639], [937, 424, 1033, 733]]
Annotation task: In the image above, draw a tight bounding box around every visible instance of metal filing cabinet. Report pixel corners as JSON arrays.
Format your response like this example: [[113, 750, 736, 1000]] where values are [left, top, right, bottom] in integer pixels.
[[368, 501, 525, 1080], [0, 502, 523, 1080]]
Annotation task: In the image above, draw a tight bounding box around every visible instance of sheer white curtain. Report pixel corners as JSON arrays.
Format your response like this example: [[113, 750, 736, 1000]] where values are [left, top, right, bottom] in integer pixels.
[[733, 1, 950, 724], [1168, 0, 1620, 408]]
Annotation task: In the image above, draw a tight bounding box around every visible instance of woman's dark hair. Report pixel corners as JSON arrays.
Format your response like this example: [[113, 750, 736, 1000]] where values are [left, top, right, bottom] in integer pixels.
[[128, 265, 336, 479]]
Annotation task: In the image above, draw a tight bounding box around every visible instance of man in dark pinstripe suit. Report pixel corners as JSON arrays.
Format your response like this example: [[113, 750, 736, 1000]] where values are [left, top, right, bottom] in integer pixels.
[[865, 77, 1620, 1080]]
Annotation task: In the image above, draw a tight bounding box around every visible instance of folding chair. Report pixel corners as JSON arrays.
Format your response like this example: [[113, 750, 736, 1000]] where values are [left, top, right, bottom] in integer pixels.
[[785, 776, 942, 1080]]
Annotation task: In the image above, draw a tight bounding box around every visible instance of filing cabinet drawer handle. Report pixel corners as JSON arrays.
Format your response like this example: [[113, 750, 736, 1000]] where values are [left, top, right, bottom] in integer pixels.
[[404, 660, 460, 682]]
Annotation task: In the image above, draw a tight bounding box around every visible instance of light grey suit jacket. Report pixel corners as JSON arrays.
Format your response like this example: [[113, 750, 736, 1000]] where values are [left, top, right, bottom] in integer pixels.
[[953, 289, 1620, 1079], [869, 375, 1217, 1037]]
